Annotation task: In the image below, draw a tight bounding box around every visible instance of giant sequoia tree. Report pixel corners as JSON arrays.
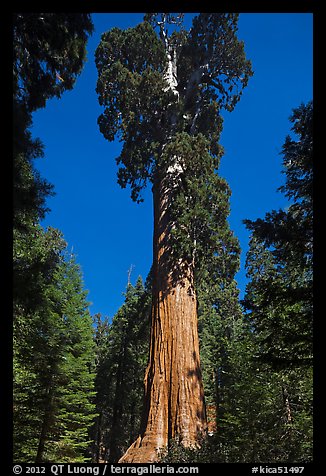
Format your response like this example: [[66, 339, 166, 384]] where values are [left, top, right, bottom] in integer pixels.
[[96, 13, 253, 462]]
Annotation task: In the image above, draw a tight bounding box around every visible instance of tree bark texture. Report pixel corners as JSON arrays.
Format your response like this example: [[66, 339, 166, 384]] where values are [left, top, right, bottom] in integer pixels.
[[119, 164, 207, 463]]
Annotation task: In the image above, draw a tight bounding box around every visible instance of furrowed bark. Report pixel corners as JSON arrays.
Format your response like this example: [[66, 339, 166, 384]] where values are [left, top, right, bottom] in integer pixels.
[[119, 162, 206, 463]]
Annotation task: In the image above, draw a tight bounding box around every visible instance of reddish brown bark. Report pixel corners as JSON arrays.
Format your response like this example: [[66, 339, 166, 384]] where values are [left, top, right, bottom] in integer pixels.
[[119, 167, 206, 463]]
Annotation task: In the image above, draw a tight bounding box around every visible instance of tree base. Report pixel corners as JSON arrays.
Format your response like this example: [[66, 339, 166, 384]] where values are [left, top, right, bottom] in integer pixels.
[[118, 435, 164, 463]]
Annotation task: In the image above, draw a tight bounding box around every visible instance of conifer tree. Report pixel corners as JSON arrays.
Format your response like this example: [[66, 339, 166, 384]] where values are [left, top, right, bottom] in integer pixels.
[[13, 13, 93, 112], [13, 13, 94, 308], [91, 278, 151, 462], [14, 249, 97, 463], [244, 101, 313, 367], [96, 13, 253, 462], [13, 16, 95, 462], [90, 98, 312, 465], [197, 280, 243, 437], [40, 256, 97, 463], [243, 101, 313, 462], [196, 102, 313, 464], [91, 313, 111, 463]]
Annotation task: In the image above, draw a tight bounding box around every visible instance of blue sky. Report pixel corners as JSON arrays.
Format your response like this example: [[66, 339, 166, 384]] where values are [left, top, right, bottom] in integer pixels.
[[31, 13, 313, 319]]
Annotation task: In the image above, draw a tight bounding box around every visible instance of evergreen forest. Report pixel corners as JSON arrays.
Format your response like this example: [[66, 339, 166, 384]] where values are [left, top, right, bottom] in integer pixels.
[[12, 13, 313, 466]]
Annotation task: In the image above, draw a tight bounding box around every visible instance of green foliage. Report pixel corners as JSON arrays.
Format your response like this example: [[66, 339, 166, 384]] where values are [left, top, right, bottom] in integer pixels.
[[13, 225, 66, 314], [43, 258, 97, 463], [91, 277, 151, 462], [178, 13, 253, 113], [95, 14, 255, 464], [13, 100, 54, 231], [13, 14, 96, 463], [212, 325, 312, 463], [163, 101, 313, 464], [13, 12, 94, 229], [13, 13, 94, 112], [13, 12, 94, 315], [195, 102, 314, 464], [96, 21, 169, 202], [161, 132, 240, 282], [243, 101, 313, 367], [14, 251, 97, 463], [96, 13, 253, 202], [13, 12, 313, 466], [162, 325, 313, 463]]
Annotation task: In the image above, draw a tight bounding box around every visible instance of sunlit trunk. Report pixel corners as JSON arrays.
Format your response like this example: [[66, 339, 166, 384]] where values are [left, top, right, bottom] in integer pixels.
[[119, 163, 206, 463]]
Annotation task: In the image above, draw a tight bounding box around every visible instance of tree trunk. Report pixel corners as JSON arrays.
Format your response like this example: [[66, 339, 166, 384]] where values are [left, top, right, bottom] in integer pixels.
[[109, 336, 127, 462], [282, 385, 293, 424], [119, 164, 206, 463], [94, 411, 103, 463], [35, 381, 54, 463]]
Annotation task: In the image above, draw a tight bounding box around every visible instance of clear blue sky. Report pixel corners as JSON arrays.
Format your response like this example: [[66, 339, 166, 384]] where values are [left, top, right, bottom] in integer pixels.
[[31, 13, 313, 319]]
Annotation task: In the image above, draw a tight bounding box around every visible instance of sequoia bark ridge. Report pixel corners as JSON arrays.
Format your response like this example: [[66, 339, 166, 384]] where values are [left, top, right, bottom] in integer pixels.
[[119, 162, 207, 463]]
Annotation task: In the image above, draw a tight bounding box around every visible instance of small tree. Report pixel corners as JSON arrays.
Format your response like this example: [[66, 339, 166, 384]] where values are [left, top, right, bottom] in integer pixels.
[[91, 278, 151, 462], [42, 257, 97, 463], [14, 244, 97, 463]]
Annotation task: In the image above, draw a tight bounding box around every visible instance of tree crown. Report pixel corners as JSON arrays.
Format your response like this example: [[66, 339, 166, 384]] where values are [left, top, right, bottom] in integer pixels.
[[96, 13, 253, 202]]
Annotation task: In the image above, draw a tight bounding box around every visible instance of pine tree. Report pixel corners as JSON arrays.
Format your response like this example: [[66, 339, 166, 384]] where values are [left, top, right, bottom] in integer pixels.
[[106, 277, 151, 462], [242, 101, 313, 462], [40, 257, 97, 463], [244, 101, 313, 367], [13, 101, 54, 232], [197, 280, 243, 438], [91, 313, 111, 463], [96, 13, 253, 462], [13, 15, 96, 462], [14, 249, 97, 463], [91, 277, 151, 463], [13, 227, 67, 461]]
